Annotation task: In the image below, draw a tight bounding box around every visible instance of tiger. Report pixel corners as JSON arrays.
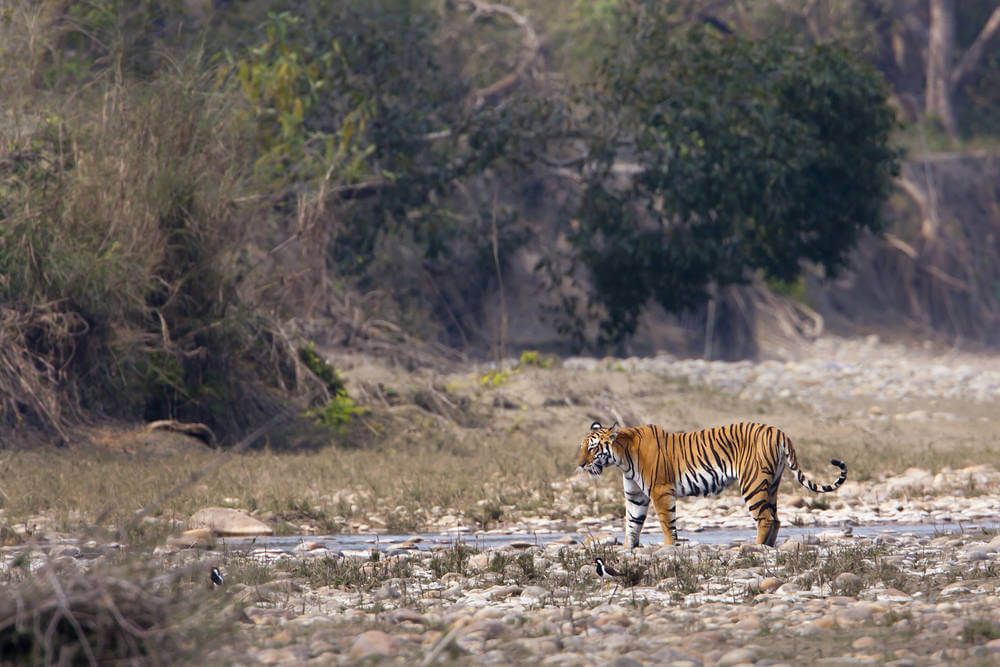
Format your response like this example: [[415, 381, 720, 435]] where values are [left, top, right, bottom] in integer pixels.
[[576, 421, 847, 547]]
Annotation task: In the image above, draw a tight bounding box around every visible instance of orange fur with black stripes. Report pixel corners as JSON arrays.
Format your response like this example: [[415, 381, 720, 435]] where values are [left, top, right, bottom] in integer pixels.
[[576, 421, 847, 547]]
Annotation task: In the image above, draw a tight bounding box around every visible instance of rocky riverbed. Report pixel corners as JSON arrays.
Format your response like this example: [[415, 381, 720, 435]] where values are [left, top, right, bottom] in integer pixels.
[[3, 335, 1000, 664], [187, 529, 1000, 664]]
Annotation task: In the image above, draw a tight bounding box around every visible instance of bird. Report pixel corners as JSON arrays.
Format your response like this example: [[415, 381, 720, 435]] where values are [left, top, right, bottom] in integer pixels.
[[210, 567, 224, 588], [594, 557, 623, 601], [594, 557, 623, 579]]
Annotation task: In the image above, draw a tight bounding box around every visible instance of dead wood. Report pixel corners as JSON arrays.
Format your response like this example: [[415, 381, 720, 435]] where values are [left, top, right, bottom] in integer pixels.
[[456, 0, 540, 109]]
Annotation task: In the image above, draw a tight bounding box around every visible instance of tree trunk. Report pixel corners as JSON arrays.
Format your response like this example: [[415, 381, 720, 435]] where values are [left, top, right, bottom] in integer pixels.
[[926, 0, 958, 140]]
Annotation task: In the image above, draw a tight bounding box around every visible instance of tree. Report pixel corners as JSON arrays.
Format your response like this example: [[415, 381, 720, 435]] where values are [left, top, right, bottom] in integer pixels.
[[571, 15, 900, 344], [225, 1, 552, 344], [925, 0, 1000, 140]]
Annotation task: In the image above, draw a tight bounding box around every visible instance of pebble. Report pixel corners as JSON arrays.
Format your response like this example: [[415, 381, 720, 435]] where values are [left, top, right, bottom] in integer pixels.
[[350, 631, 397, 659], [757, 576, 784, 593], [718, 647, 758, 666]]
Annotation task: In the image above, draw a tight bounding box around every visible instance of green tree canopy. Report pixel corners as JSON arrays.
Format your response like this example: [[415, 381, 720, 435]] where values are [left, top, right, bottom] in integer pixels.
[[572, 13, 901, 344]]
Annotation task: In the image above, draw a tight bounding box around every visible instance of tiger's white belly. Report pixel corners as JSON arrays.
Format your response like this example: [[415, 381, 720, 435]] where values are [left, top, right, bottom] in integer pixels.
[[675, 470, 736, 497]]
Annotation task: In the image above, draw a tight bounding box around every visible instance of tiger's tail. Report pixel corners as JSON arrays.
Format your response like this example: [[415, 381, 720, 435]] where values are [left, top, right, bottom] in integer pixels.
[[784, 437, 847, 493]]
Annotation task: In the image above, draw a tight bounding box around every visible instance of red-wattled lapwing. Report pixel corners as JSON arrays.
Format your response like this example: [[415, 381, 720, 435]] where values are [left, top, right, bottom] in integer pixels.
[[210, 567, 224, 588], [594, 557, 624, 601], [594, 557, 622, 579]]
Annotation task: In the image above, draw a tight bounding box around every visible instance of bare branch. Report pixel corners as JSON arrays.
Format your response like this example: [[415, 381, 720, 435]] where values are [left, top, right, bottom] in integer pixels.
[[145, 419, 217, 447], [896, 175, 928, 212], [457, 0, 540, 109], [326, 178, 389, 201], [951, 6, 1000, 89]]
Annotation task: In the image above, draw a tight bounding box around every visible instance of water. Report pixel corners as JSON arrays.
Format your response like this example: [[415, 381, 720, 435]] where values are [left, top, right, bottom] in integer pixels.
[[222, 521, 997, 555]]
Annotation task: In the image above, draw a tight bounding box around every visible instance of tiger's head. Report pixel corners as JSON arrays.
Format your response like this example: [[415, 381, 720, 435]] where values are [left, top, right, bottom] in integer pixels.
[[577, 421, 620, 478]]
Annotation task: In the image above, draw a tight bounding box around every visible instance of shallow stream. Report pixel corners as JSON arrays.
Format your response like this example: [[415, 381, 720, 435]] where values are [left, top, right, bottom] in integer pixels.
[[223, 521, 997, 555]]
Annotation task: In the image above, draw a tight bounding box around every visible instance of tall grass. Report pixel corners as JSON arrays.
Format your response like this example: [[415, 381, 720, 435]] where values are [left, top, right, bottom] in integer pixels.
[[0, 14, 322, 441]]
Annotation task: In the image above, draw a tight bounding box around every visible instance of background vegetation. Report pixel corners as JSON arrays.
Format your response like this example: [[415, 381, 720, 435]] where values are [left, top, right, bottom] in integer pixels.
[[2, 0, 1000, 440]]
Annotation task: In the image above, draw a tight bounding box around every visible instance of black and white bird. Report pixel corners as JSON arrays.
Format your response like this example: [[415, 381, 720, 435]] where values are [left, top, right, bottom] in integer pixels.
[[594, 557, 622, 579], [210, 567, 224, 588]]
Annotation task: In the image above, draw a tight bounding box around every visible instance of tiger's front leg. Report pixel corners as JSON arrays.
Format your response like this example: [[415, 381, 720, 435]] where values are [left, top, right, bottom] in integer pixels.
[[622, 476, 650, 549]]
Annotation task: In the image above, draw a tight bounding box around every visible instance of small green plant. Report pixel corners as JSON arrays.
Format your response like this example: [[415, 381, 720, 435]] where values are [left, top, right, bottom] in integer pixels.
[[517, 350, 555, 369], [488, 551, 510, 574], [472, 501, 504, 530], [479, 369, 514, 388], [766, 275, 808, 303], [806, 496, 831, 511], [515, 552, 537, 579], [306, 394, 365, 431], [222, 553, 276, 587], [298, 343, 345, 395], [429, 543, 477, 578], [298, 344, 365, 431], [283, 553, 412, 590]]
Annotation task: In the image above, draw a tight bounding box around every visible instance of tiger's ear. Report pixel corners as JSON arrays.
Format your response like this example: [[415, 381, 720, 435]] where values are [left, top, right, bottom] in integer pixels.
[[590, 421, 602, 431]]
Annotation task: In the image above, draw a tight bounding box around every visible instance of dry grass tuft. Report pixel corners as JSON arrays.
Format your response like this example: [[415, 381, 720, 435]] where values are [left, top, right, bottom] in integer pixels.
[[0, 566, 214, 665]]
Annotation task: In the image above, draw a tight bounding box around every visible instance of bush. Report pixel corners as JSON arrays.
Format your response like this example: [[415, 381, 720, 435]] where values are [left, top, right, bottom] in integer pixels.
[[297, 343, 364, 431], [573, 10, 901, 343], [0, 56, 313, 441], [0, 568, 215, 664]]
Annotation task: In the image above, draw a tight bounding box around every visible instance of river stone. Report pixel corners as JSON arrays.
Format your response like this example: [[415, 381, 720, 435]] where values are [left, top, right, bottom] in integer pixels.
[[508, 540, 535, 549], [463, 619, 508, 640], [350, 630, 397, 659], [253, 647, 300, 664], [521, 585, 549, 600], [962, 547, 990, 561], [389, 608, 427, 624], [853, 636, 878, 650], [834, 572, 862, 590], [484, 584, 522, 600], [188, 507, 273, 536], [940, 583, 971, 597], [469, 552, 492, 571], [607, 657, 643, 667], [718, 647, 758, 666], [167, 527, 213, 548], [49, 544, 82, 558], [758, 577, 783, 593]]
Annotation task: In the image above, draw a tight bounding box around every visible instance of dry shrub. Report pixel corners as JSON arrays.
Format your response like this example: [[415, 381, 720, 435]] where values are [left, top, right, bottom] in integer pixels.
[[0, 567, 212, 665], [0, 305, 84, 440], [820, 156, 1000, 344], [0, 56, 324, 442]]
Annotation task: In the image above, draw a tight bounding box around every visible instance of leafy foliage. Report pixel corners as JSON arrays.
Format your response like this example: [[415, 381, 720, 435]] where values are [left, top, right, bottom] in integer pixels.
[[573, 8, 900, 342], [297, 344, 363, 431], [0, 0, 914, 439]]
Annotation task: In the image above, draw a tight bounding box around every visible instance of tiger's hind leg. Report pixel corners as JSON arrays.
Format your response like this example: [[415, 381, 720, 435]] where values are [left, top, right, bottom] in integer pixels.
[[763, 457, 786, 546], [763, 490, 781, 546]]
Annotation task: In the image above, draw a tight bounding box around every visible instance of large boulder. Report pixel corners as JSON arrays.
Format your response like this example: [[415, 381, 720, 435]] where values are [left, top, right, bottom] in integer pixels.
[[188, 507, 273, 537]]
